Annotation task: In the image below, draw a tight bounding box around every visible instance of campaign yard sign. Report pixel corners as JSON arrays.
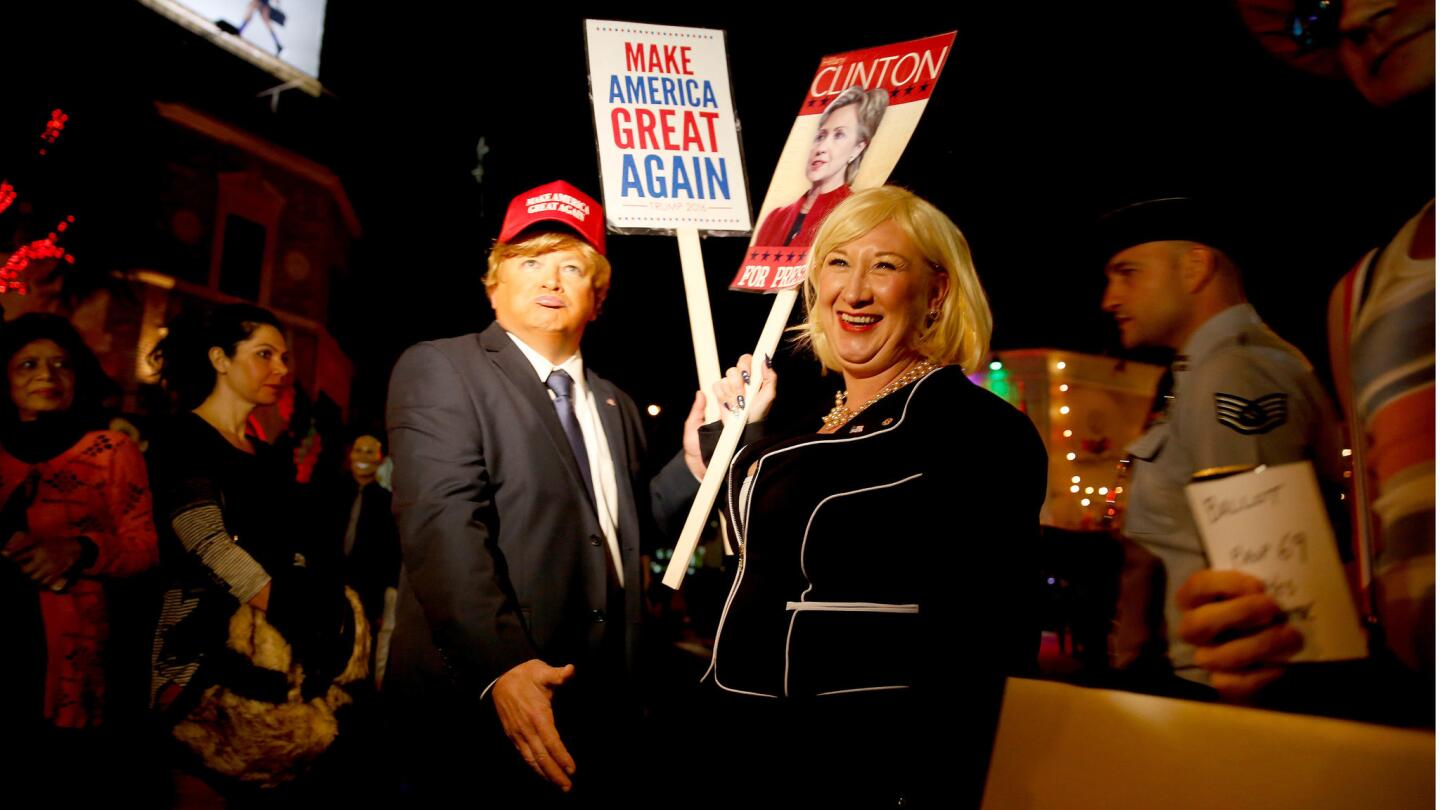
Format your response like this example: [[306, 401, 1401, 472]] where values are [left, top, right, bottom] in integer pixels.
[[586, 20, 751, 234], [731, 33, 955, 291]]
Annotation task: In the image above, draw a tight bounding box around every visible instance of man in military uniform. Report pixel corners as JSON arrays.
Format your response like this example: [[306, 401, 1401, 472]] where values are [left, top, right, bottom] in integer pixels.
[[1178, 0, 1434, 719], [1099, 197, 1342, 685]]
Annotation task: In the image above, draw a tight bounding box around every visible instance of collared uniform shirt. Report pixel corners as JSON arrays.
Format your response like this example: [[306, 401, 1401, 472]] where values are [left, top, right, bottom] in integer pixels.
[[1122, 303, 1343, 677], [506, 333, 624, 586]]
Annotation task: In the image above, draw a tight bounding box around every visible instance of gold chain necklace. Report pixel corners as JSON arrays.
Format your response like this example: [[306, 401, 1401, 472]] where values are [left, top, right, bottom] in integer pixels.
[[821, 359, 938, 432]]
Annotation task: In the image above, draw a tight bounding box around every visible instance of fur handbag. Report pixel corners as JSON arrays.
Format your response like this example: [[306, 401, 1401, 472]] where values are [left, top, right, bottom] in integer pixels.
[[171, 587, 370, 788]]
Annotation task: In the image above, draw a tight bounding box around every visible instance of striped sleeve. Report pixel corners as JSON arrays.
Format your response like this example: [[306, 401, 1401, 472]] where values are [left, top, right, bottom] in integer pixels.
[[172, 502, 271, 603]]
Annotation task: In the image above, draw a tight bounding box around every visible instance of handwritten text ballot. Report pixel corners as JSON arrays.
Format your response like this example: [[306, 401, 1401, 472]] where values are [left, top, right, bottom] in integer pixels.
[[1185, 462, 1368, 663]]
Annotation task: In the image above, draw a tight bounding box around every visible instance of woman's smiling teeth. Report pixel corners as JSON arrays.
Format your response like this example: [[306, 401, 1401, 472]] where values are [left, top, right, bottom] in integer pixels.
[[839, 312, 881, 330]]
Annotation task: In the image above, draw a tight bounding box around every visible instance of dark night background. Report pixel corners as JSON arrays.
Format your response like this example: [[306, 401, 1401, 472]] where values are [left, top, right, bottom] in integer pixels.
[[2, 2, 1433, 454]]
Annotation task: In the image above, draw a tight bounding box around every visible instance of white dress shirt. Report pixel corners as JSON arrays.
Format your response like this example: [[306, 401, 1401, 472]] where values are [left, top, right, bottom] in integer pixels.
[[506, 332, 624, 587]]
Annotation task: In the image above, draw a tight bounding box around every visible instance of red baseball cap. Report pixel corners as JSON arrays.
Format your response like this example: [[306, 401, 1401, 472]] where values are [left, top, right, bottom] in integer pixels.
[[499, 180, 606, 255]]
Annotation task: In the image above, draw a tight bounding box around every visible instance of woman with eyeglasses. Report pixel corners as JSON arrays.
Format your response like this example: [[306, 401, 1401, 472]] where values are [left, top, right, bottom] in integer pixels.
[[0, 314, 158, 790]]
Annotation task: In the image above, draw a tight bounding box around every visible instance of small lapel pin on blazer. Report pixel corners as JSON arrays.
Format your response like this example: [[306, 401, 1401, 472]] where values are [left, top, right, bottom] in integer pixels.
[[605, 397, 617, 407]]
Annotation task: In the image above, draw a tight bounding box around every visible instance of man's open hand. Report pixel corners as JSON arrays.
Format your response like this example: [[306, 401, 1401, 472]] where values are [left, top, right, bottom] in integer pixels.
[[493, 659, 578, 791]]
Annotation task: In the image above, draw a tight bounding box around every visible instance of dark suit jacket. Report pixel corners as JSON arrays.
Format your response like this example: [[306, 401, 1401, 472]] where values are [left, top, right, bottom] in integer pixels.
[[317, 477, 400, 630], [383, 322, 697, 711]]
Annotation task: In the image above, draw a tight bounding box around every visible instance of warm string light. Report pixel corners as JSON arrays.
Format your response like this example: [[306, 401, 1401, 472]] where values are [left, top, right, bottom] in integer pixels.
[[4, 109, 75, 291], [1056, 359, 1088, 510], [1056, 363, 1071, 454], [0, 215, 76, 294], [1054, 353, 1117, 510], [38, 108, 68, 155]]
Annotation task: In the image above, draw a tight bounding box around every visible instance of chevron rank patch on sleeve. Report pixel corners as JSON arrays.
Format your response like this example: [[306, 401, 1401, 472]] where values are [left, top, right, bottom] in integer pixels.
[[1214, 392, 1288, 434]]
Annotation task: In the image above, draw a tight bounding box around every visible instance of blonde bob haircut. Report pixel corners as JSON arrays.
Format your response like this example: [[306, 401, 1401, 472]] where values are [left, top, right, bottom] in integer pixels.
[[485, 231, 612, 307], [797, 186, 993, 374]]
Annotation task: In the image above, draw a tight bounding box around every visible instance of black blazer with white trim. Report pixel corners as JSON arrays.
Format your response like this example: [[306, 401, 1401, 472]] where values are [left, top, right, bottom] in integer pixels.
[[707, 365, 1048, 701]]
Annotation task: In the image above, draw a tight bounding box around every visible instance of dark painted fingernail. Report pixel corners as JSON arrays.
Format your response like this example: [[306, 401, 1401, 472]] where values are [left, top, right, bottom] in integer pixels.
[[765, 354, 772, 368], [722, 402, 731, 412], [737, 395, 746, 409], [742, 370, 751, 385]]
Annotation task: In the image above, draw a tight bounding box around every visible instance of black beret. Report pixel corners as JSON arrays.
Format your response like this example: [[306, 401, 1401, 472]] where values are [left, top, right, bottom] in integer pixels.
[[1094, 197, 1238, 267]]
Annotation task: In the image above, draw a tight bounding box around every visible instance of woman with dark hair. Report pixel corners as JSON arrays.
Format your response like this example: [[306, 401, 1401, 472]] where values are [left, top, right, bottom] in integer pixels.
[[752, 85, 890, 249], [147, 303, 362, 793], [0, 314, 158, 768]]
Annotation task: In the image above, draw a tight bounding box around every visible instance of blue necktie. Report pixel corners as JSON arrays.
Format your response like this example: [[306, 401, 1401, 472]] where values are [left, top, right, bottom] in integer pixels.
[[546, 369, 594, 501]]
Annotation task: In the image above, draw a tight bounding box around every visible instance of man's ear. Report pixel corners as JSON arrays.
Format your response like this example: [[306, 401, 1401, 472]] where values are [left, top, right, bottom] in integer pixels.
[[1179, 245, 1217, 294], [592, 286, 607, 321], [483, 262, 502, 307]]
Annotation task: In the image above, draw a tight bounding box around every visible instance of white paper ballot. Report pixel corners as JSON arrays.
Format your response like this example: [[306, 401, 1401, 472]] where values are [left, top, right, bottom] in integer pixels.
[[1185, 461, 1368, 662]]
